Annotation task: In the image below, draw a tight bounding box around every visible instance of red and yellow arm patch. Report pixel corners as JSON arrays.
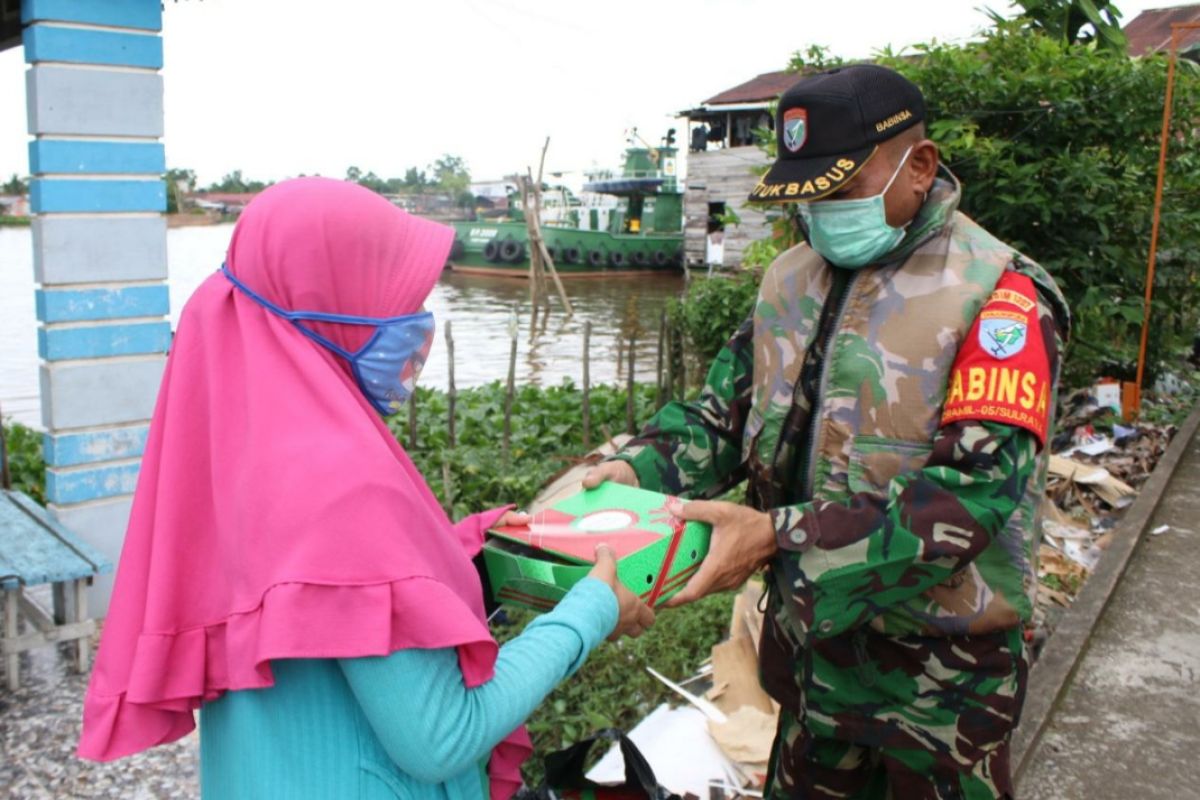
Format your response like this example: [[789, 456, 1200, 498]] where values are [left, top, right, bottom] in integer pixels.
[[941, 272, 1051, 447]]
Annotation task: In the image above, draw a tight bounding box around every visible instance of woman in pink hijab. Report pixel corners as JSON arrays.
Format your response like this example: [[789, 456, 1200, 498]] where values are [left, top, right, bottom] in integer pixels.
[[78, 178, 653, 799]]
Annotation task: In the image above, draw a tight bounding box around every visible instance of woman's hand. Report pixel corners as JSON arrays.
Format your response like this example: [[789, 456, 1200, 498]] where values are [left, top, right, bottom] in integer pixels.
[[588, 545, 656, 641]]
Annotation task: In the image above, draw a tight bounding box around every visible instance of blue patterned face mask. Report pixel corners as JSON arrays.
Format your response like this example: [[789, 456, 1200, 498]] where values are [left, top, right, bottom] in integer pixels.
[[798, 146, 914, 269], [222, 265, 435, 415]]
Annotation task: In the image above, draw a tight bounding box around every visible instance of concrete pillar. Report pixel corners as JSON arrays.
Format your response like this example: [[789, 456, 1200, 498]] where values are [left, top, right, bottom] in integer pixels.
[[22, 0, 168, 614]]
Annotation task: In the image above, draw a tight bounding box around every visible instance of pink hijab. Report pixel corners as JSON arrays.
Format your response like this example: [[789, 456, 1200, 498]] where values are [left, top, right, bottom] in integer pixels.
[[78, 178, 529, 796]]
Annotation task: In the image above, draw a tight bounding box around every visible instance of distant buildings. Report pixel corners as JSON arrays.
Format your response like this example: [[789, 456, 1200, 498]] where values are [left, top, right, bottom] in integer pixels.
[[0, 194, 30, 217]]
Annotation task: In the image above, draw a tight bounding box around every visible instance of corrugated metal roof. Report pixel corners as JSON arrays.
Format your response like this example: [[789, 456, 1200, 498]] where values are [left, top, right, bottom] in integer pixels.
[[702, 70, 799, 106], [1124, 4, 1200, 55]]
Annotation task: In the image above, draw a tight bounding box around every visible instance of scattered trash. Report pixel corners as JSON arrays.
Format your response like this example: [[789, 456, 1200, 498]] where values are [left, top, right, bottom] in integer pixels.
[[1151, 524, 1170, 536], [1093, 381, 1122, 414], [1032, 380, 1189, 642], [586, 704, 744, 798], [1153, 371, 1190, 396], [1060, 425, 1115, 457], [624, 583, 774, 797], [1048, 455, 1136, 510], [707, 706, 776, 765], [646, 666, 727, 723]]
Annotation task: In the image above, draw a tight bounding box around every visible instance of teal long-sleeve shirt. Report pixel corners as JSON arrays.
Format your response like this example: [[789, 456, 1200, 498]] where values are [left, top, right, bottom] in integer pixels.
[[199, 577, 618, 800]]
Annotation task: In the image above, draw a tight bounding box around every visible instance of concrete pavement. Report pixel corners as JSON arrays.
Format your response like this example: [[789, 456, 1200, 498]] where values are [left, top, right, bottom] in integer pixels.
[[1020, 423, 1200, 799]]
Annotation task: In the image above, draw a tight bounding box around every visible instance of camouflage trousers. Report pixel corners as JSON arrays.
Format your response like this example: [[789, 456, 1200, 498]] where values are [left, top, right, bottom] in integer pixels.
[[764, 710, 1015, 799], [761, 628, 1027, 800]]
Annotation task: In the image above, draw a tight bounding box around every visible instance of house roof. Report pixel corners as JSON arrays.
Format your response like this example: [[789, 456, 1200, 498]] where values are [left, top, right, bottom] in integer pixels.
[[1124, 4, 1200, 55], [702, 70, 798, 106]]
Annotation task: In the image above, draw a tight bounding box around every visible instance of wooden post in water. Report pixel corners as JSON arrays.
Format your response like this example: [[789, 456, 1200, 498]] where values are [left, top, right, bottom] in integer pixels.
[[614, 336, 623, 385], [665, 321, 677, 403], [582, 321, 592, 449], [678, 327, 688, 398], [521, 175, 544, 339], [0, 398, 10, 489], [529, 138, 573, 316], [655, 310, 666, 408], [626, 332, 636, 435], [503, 311, 518, 464], [0, 400, 11, 490], [442, 459, 455, 514], [446, 320, 457, 448], [407, 390, 418, 450]]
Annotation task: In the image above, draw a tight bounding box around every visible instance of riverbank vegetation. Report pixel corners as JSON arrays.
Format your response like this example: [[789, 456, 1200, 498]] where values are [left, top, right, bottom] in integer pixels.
[[713, 1, 1200, 390]]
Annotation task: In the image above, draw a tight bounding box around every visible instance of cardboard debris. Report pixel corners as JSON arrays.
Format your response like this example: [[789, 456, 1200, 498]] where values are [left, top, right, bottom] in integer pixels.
[[730, 581, 766, 651], [1048, 454, 1136, 509], [1038, 545, 1087, 580], [707, 706, 776, 766], [710, 635, 775, 717]]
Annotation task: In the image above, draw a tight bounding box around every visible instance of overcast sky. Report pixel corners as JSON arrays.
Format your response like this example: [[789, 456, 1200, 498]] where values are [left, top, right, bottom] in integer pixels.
[[0, 0, 1179, 187]]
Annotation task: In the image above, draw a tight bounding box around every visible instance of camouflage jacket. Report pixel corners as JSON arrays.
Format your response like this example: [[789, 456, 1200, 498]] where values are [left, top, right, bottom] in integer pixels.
[[614, 176, 1070, 705]]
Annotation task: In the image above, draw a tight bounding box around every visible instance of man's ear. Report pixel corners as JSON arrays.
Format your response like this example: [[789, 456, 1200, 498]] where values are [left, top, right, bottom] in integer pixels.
[[909, 139, 940, 194]]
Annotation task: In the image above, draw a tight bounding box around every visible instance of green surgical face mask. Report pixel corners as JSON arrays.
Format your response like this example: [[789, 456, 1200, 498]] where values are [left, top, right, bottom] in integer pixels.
[[798, 146, 913, 269]]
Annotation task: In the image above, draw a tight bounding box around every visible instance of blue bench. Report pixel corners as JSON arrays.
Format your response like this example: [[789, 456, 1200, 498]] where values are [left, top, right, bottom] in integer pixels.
[[1, 488, 112, 691]]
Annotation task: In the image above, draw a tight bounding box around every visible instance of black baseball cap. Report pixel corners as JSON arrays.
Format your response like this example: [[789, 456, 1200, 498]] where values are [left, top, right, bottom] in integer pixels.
[[749, 64, 925, 204]]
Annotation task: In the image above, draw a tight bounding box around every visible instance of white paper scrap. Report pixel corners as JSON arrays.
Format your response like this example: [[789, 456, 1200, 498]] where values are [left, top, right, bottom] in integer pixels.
[[587, 705, 740, 798]]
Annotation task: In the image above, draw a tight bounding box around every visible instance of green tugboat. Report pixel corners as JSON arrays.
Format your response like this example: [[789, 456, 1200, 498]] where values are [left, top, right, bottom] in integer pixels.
[[449, 132, 683, 277]]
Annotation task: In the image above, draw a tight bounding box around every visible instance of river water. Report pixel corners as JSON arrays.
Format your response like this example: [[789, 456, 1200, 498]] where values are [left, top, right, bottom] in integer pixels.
[[0, 224, 683, 429]]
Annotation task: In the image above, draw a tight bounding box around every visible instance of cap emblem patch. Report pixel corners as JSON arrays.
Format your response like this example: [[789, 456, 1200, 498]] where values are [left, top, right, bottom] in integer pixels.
[[783, 108, 808, 153]]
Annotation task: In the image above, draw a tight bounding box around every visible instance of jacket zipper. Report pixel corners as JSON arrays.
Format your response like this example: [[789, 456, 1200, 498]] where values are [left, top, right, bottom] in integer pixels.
[[798, 271, 857, 501]]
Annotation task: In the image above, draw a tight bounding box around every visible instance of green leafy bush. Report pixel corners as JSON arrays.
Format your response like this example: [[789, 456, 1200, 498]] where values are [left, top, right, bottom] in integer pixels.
[[667, 272, 762, 364], [875, 23, 1200, 387], [389, 380, 662, 518], [1, 419, 45, 504]]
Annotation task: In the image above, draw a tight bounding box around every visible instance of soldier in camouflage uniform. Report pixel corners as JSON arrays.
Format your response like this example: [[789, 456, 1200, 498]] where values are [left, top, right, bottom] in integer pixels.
[[584, 65, 1070, 799]]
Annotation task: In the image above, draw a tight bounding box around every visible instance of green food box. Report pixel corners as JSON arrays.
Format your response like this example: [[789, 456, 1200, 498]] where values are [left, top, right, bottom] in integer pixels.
[[482, 483, 712, 612]]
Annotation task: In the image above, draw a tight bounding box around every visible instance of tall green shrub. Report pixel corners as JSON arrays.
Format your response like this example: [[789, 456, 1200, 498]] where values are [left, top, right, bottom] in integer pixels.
[[667, 271, 761, 363], [877, 24, 1200, 386]]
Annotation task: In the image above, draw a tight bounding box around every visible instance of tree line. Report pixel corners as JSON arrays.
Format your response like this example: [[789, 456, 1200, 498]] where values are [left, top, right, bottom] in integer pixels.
[[165, 154, 471, 199]]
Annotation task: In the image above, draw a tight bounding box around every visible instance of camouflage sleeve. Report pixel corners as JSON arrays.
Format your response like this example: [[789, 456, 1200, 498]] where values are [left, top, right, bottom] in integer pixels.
[[770, 420, 1038, 638], [610, 317, 754, 497], [770, 288, 1063, 639]]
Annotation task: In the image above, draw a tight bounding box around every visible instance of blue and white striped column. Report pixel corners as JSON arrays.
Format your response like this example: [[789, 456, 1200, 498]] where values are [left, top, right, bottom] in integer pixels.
[[22, 0, 169, 614]]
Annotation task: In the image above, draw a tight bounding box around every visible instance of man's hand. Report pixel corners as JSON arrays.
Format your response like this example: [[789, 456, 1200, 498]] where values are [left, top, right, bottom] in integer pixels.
[[581, 460, 639, 490], [588, 544, 656, 641], [494, 510, 531, 528], [665, 499, 776, 607]]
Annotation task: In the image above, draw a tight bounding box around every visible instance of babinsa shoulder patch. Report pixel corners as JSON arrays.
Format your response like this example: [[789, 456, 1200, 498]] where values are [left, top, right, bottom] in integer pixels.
[[941, 272, 1051, 446]]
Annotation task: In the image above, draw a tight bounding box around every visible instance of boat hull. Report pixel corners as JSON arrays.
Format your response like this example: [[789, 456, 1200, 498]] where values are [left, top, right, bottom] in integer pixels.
[[450, 221, 683, 278]]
